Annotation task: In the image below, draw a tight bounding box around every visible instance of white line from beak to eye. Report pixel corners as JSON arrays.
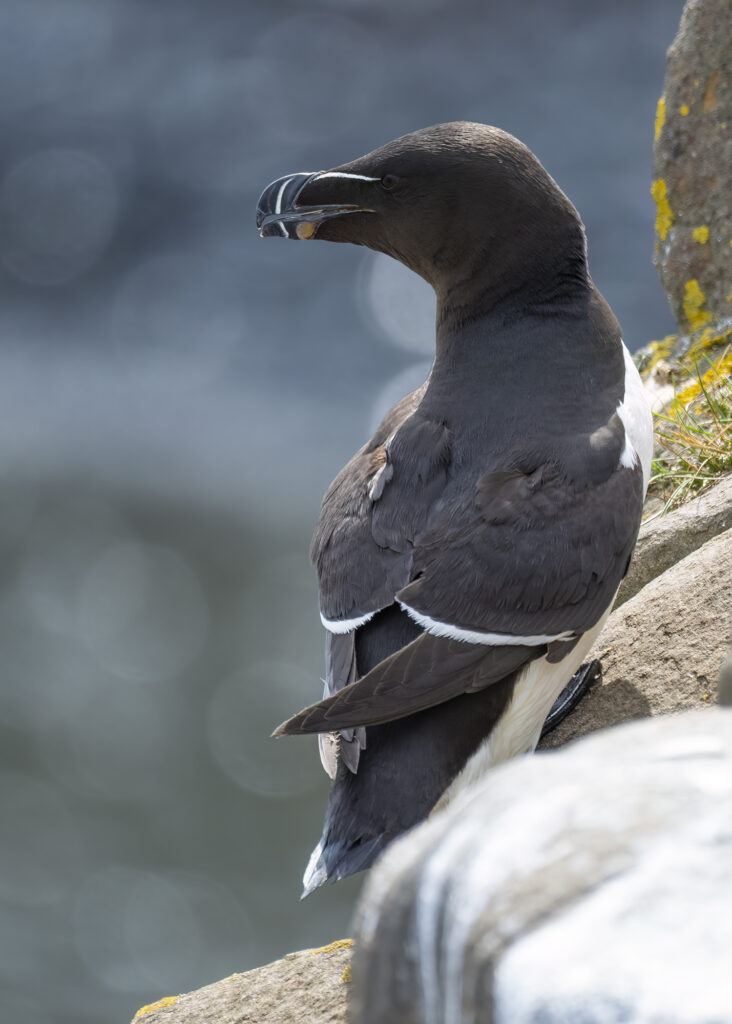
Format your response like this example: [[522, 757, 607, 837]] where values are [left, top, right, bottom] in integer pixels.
[[314, 172, 380, 182], [274, 179, 289, 215]]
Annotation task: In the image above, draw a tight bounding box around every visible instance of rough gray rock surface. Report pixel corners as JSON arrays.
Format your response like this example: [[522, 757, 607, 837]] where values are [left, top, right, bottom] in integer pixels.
[[129, 940, 352, 1024], [652, 0, 732, 332], [350, 709, 732, 1024], [539, 526, 731, 750], [617, 473, 732, 607]]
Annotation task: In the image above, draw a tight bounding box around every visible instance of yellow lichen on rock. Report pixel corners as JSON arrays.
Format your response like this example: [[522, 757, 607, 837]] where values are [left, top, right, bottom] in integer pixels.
[[341, 964, 353, 983], [634, 335, 677, 375], [672, 347, 732, 408], [683, 279, 713, 330], [654, 97, 666, 140], [685, 324, 732, 361], [680, 104, 690, 116], [692, 225, 710, 244], [134, 995, 179, 1018], [651, 179, 674, 240], [309, 938, 354, 956]]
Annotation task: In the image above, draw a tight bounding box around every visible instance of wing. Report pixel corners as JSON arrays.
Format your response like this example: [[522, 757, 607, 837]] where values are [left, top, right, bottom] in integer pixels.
[[275, 632, 537, 734], [399, 447, 644, 640], [311, 386, 430, 775], [298, 386, 644, 737], [310, 384, 436, 624]]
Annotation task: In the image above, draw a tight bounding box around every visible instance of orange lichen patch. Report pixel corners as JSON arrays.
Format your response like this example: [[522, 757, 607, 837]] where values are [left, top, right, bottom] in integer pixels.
[[680, 104, 690, 116], [692, 225, 710, 244], [654, 97, 666, 140], [703, 72, 720, 113], [134, 996, 180, 1017], [309, 938, 354, 956], [651, 179, 673, 240], [683, 280, 713, 331]]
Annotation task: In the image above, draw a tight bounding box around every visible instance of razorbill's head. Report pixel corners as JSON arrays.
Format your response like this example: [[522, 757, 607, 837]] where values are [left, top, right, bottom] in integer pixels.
[[256, 121, 587, 307]]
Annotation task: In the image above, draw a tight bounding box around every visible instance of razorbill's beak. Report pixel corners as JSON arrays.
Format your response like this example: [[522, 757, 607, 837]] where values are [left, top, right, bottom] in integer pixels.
[[256, 171, 376, 240]]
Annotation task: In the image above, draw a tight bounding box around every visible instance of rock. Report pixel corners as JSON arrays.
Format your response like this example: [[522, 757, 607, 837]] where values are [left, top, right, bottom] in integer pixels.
[[617, 472, 732, 606], [130, 940, 352, 1024], [350, 709, 732, 1024], [635, 328, 732, 385], [539, 526, 731, 750], [652, 0, 732, 334]]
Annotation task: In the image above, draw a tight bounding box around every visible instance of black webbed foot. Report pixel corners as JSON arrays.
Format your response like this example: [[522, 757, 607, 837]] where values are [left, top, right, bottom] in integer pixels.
[[540, 660, 602, 739]]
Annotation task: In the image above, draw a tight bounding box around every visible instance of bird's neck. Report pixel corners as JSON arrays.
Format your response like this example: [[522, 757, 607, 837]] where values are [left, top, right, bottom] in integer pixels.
[[434, 237, 590, 337], [425, 281, 623, 425]]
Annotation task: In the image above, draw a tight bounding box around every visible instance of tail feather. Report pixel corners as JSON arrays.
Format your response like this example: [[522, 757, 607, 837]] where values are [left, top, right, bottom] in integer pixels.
[[299, 673, 517, 893], [301, 833, 394, 899]]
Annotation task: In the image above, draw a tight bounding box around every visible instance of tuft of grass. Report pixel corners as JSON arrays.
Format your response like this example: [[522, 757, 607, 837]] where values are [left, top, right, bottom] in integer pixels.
[[649, 346, 732, 513]]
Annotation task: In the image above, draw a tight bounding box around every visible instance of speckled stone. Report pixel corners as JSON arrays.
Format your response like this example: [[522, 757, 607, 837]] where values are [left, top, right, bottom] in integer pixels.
[[617, 473, 732, 608], [129, 940, 352, 1024], [652, 0, 732, 333], [539, 526, 731, 750]]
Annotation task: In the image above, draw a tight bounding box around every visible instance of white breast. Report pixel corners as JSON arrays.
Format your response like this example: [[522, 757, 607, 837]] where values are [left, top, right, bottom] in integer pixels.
[[617, 341, 654, 494]]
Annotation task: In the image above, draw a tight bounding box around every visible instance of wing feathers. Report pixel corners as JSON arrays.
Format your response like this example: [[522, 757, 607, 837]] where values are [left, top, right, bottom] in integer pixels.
[[274, 633, 538, 735]]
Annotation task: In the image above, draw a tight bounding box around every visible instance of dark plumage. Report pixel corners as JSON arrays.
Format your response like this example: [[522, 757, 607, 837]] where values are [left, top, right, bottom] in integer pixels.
[[256, 122, 652, 896]]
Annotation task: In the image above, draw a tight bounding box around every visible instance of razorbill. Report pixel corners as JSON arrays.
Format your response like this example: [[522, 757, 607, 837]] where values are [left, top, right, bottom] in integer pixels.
[[255, 122, 653, 897]]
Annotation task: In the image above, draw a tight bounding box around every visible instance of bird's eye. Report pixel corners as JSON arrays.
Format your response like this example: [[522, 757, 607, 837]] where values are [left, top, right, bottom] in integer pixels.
[[381, 174, 399, 191]]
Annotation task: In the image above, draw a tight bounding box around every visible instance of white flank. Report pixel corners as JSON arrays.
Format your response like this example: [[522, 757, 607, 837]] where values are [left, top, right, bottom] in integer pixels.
[[397, 600, 574, 646], [320, 609, 377, 634], [617, 341, 654, 493], [313, 171, 380, 182], [432, 602, 613, 813]]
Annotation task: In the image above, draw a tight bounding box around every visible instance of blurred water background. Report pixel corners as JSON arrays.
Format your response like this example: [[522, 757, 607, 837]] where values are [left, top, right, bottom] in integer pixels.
[[0, 1, 682, 1021]]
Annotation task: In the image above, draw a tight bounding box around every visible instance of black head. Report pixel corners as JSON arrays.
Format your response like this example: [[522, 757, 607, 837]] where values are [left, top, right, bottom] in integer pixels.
[[256, 122, 588, 315]]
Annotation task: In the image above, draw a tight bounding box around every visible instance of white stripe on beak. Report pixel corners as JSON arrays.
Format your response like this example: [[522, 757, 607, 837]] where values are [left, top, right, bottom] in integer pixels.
[[314, 172, 380, 183], [274, 179, 289, 215]]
